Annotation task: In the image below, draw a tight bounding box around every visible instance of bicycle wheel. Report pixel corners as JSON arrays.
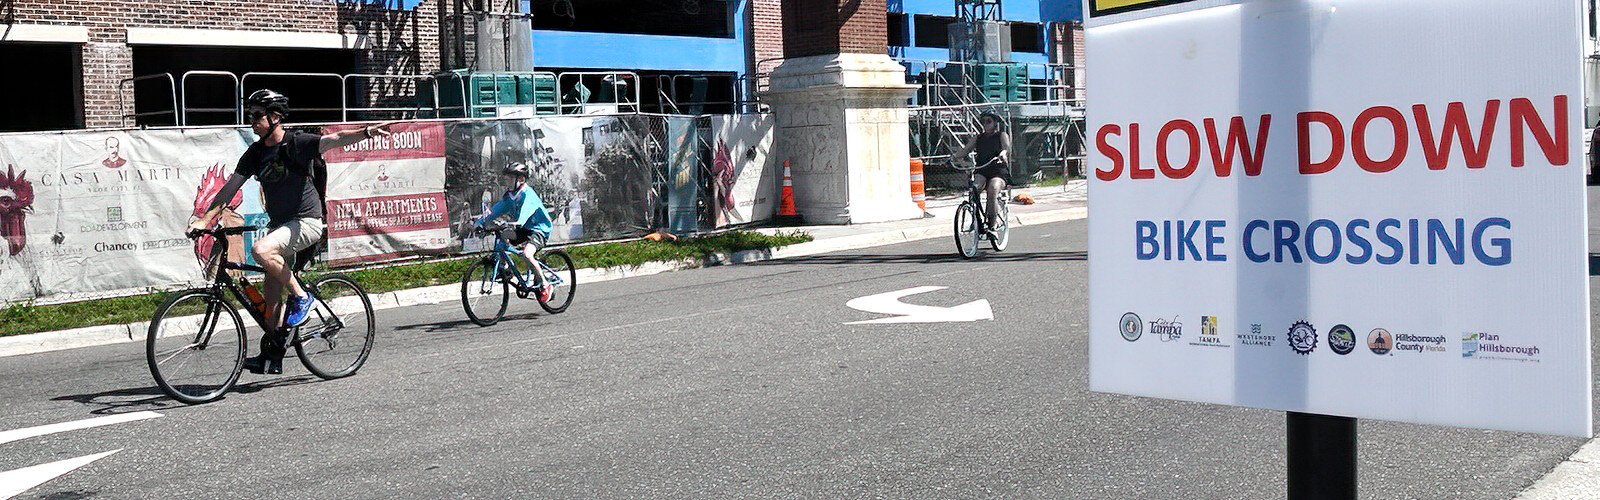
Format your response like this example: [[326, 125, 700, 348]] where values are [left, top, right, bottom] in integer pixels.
[[295, 274, 375, 380], [461, 256, 509, 326], [147, 289, 246, 404], [537, 250, 578, 314], [990, 195, 1011, 252], [953, 201, 980, 259]]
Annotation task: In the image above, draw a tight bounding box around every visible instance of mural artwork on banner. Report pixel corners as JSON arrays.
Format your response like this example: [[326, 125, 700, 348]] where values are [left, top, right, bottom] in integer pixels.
[[444, 118, 585, 253], [665, 117, 702, 234], [709, 114, 777, 227], [322, 122, 451, 267], [578, 115, 656, 239], [0, 128, 251, 302]]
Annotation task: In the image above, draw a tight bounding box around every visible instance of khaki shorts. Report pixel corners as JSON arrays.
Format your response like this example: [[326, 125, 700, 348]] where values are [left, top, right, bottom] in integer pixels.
[[258, 218, 325, 256]]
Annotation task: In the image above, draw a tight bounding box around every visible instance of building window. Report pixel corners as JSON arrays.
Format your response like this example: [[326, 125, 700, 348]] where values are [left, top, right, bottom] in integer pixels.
[[887, 13, 910, 47], [1011, 22, 1043, 53], [532, 0, 734, 38], [914, 15, 955, 48]]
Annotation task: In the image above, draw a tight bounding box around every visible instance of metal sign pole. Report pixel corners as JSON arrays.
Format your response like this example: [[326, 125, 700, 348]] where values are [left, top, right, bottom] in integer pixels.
[[1287, 412, 1357, 500]]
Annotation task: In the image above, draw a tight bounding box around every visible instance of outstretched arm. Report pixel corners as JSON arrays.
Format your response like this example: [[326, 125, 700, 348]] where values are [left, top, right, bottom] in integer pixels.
[[320, 122, 395, 153]]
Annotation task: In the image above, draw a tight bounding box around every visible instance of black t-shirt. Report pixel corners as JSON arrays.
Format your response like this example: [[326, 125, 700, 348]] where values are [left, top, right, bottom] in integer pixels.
[[235, 131, 325, 226]]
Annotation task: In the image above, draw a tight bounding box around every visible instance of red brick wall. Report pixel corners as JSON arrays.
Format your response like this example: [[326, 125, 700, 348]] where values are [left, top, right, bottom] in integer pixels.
[[779, 0, 887, 58], [751, 0, 785, 73], [5, 0, 441, 128]]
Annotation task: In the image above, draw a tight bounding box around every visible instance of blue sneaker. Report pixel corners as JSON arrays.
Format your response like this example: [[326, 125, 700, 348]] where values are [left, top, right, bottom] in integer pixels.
[[284, 293, 319, 327]]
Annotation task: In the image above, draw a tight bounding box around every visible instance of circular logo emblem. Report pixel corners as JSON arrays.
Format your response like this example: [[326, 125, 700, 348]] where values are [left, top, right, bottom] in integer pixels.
[[1288, 321, 1317, 355], [1120, 312, 1143, 342], [1328, 324, 1356, 355], [1367, 328, 1394, 355]]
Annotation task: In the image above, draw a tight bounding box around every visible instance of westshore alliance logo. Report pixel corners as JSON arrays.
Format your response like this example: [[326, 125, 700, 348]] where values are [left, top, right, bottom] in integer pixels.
[[1394, 333, 1447, 354], [1288, 321, 1317, 355], [1239, 323, 1274, 347], [1120, 312, 1143, 342], [1151, 316, 1183, 342], [1462, 332, 1541, 362], [1327, 324, 1356, 355]]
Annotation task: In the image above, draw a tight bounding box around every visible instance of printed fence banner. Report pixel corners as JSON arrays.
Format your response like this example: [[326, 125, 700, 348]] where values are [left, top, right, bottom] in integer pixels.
[[709, 114, 778, 227], [0, 128, 251, 303], [1086, 0, 1591, 437], [665, 116, 702, 233], [577, 115, 656, 240], [322, 122, 451, 267]]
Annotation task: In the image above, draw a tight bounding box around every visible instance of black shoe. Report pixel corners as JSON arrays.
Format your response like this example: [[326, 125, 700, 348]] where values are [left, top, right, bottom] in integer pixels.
[[243, 354, 283, 375]]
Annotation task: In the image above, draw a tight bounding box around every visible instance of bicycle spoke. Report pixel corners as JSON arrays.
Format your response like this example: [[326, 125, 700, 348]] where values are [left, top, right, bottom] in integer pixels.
[[154, 343, 201, 365]]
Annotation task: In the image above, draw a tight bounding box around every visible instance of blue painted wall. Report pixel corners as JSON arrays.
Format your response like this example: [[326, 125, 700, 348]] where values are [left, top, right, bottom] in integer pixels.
[[891, 0, 1081, 64], [529, 0, 747, 74]]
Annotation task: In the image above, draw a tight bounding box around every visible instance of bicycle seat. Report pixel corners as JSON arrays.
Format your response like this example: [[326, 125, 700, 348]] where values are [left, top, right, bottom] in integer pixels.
[[293, 237, 325, 272]]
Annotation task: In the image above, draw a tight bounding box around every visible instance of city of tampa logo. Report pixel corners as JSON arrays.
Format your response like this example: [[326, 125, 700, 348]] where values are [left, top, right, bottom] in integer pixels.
[[1462, 332, 1541, 361], [1288, 321, 1317, 355], [1151, 316, 1183, 342]]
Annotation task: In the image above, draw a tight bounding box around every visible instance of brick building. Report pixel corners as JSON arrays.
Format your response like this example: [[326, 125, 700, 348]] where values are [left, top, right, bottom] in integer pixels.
[[0, 0, 1084, 133]]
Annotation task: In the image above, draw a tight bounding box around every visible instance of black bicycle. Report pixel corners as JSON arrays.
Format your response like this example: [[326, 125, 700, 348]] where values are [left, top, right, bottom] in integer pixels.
[[951, 154, 1011, 258], [146, 226, 376, 404], [460, 221, 577, 326]]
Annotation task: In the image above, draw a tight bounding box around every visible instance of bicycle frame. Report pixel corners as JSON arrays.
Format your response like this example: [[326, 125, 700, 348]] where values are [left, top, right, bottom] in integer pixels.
[[193, 228, 341, 347], [483, 234, 564, 292]]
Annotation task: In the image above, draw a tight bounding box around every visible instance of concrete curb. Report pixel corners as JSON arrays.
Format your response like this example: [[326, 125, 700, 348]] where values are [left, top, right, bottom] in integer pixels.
[[0, 205, 1088, 358], [1516, 438, 1600, 499]]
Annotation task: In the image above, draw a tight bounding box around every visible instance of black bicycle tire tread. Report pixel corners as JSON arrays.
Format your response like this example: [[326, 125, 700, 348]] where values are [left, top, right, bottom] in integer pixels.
[[295, 274, 375, 380], [146, 289, 245, 404], [537, 250, 577, 314], [461, 257, 509, 326]]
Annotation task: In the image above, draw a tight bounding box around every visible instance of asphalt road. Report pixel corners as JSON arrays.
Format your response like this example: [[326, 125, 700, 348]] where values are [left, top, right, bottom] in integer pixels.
[[0, 216, 1594, 499]]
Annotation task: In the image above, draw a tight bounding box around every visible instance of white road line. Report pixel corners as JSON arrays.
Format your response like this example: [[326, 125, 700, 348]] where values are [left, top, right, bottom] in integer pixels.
[[0, 412, 162, 446], [0, 449, 121, 499]]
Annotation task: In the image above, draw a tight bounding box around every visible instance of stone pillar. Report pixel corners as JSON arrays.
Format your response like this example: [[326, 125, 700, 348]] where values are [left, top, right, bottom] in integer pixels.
[[763, 0, 921, 224]]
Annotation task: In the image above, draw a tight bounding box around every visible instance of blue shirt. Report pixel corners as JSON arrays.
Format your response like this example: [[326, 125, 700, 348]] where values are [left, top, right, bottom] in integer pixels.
[[476, 184, 552, 237]]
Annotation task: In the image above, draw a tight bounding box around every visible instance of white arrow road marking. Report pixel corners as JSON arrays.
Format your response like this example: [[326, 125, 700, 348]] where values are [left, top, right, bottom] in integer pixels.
[[0, 449, 121, 499], [0, 412, 163, 447], [845, 286, 994, 325]]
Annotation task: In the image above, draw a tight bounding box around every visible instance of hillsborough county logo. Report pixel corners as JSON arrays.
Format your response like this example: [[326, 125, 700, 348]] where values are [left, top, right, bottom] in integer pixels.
[[1288, 321, 1317, 355], [1462, 332, 1542, 362], [1119, 312, 1143, 342], [1395, 333, 1447, 354], [1368, 328, 1393, 355], [1327, 324, 1356, 355]]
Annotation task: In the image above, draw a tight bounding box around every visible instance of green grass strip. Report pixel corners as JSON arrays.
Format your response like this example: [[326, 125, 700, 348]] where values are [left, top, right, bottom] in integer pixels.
[[0, 230, 811, 338]]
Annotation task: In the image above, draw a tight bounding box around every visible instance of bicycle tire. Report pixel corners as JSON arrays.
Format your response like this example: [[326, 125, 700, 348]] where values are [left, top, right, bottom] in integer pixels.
[[461, 256, 509, 326], [537, 250, 578, 314], [954, 201, 980, 259], [990, 196, 1011, 252], [147, 289, 246, 404], [295, 274, 375, 380]]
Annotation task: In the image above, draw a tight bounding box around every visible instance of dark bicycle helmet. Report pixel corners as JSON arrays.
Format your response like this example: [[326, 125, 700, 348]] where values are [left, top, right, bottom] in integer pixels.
[[502, 161, 532, 178], [244, 89, 290, 115]]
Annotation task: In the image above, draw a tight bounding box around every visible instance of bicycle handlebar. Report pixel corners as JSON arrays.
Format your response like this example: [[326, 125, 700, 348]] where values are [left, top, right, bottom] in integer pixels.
[[187, 225, 259, 239], [951, 154, 1002, 172]]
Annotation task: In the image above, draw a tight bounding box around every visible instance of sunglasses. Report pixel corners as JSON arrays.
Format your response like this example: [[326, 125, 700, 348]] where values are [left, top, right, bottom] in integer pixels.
[[247, 109, 272, 121]]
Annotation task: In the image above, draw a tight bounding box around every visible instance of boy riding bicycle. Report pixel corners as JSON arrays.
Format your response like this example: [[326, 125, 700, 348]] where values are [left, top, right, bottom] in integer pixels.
[[475, 162, 555, 302]]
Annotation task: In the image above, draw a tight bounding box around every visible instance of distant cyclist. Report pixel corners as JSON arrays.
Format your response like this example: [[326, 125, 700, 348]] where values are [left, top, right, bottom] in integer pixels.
[[188, 89, 390, 374], [475, 162, 555, 302], [954, 112, 1012, 231]]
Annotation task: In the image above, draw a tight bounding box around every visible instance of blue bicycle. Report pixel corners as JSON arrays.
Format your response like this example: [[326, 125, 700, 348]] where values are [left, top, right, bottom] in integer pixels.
[[460, 221, 577, 326]]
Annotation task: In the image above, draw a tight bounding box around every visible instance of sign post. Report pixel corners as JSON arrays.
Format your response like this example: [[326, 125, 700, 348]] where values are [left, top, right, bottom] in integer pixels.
[[1085, 0, 1593, 495]]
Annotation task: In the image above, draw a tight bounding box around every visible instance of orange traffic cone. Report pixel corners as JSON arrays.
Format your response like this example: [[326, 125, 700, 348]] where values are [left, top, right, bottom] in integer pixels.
[[909, 158, 927, 212], [776, 160, 802, 224]]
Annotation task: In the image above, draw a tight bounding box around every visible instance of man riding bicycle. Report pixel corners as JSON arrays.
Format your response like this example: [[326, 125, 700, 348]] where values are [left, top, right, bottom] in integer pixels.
[[188, 89, 389, 374], [475, 162, 555, 302]]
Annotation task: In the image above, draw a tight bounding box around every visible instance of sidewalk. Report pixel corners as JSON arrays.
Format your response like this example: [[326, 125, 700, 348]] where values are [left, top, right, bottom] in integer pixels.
[[0, 181, 1089, 358]]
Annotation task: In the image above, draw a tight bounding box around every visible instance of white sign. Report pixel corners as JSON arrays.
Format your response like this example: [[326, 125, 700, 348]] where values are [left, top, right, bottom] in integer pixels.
[[1087, 0, 1592, 437]]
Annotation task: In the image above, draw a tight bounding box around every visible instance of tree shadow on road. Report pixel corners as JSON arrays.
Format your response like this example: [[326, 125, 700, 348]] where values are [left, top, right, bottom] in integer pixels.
[[53, 376, 318, 414], [759, 251, 1087, 266]]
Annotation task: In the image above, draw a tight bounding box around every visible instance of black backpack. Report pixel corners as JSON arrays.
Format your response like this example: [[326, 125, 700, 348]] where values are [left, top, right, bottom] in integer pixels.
[[278, 130, 330, 270]]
